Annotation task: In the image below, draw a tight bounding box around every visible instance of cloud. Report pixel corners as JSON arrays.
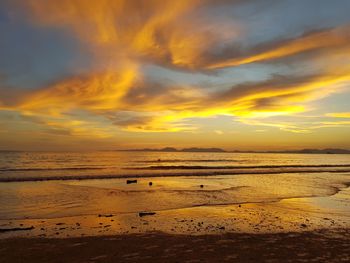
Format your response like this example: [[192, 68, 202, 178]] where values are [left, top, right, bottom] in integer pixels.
[[214, 130, 224, 135], [107, 112, 190, 132], [17, 0, 350, 72], [1, 0, 350, 136], [206, 25, 350, 69], [9, 69, 137, 115], [13, 0, 240, 70], [206, 71, 350, 118], [326, 112, 350, 118], [2, 67, 349, 133]]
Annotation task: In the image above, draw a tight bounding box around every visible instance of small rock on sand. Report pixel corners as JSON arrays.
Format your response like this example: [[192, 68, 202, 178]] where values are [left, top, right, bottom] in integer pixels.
[[126, 179, 137, 184], [98, 214, 113, 218], [139, 212, 156, 217]]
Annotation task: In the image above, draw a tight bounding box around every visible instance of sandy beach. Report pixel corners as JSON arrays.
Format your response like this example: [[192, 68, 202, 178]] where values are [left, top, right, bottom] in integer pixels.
[[1, 152, 349, 262], [1, 185, 350, 262], [1, 229, 350, 263]]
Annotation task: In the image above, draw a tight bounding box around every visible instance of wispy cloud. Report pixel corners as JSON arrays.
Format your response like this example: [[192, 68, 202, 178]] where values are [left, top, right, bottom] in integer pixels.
[[206, 26, 350, 69], [2, 67, 349, 133], [326, 112, 350, 118]]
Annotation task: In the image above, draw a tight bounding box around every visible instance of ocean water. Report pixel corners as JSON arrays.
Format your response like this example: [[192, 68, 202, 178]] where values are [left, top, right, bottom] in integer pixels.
[[0, 151, 349, 220], [0, 151, 350, 181]]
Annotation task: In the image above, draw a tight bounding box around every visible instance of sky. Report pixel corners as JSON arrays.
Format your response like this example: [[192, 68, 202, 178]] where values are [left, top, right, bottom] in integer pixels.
[[0, 0, 350, 151]]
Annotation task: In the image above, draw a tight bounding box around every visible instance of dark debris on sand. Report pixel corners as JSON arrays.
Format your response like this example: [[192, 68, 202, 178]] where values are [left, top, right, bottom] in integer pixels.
[[139, 212, 156, 217], [0, 226, 34, 233]]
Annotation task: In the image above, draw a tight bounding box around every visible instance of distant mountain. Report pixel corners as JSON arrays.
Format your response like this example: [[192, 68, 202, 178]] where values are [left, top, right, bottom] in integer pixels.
[[292, 148, 350, 154], [230, 148, 350, 154], [181, 147, 226, 153], [119, 147, 226, 153], [117, 147, 350, 154], [160, 147, 178, 152], [119, 147, 178, 152]]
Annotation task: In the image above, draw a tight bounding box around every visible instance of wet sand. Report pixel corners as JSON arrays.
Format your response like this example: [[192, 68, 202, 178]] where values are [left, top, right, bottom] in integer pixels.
[[0, 168, 349, 262], [1, 229, 350, 263], [1, 196, 350, 262], [1, 196, 349, 238]]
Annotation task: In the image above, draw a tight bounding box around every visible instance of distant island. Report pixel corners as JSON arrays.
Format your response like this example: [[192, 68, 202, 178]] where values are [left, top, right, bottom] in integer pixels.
[[117, 147, 350, 154], [1, 148, 349, 154], [242, 148, 350, 154], [119, 147, 226, 153]]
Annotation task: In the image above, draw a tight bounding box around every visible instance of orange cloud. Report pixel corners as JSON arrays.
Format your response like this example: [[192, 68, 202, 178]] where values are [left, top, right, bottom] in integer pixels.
[[207, 25, 350, 69], [326, 112, 350, 118], [19, 0, 239, 69], [17, 68, 137, 115], [2, 1, 350, 135], [2, 68, 347, 133]]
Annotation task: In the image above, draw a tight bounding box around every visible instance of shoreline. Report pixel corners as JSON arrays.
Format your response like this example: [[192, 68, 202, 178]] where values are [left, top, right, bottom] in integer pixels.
[[1, 172, 349, 239], [1, 171, 349, 262], [1, 194, 349, 239]]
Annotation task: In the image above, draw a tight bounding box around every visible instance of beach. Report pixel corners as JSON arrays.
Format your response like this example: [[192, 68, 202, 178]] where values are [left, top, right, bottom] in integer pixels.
[[0, 151, 350, 262], [1, 230, 350, 263]]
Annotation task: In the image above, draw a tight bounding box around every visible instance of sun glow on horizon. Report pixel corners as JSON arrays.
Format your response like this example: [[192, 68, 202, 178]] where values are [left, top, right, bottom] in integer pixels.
[[0, 0, 349, 150]]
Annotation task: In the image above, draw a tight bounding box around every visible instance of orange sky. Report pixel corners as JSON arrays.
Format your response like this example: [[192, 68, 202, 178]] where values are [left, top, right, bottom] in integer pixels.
[[0, 0, 349, 150]]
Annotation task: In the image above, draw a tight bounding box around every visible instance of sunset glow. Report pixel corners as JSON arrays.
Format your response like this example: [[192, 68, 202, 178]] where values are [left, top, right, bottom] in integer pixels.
[[1, 0, 349, 150]]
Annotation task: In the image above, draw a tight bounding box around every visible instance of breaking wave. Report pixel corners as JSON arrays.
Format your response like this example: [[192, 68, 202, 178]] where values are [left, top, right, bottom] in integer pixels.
[[1, 166, 350, 182]]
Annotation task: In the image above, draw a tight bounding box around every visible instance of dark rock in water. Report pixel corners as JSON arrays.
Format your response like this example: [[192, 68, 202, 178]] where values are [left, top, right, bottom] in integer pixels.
[[200, 185, 204, 188], [56, 223, 65, 225], [126, 179, 137, 184], [301, 224, 307, 228], [139, 212, 156, 217], [238, 204, 241, 207], [0, 226, 34, 233], [219, 226, 225, 230], [149, 182, 153, 186]]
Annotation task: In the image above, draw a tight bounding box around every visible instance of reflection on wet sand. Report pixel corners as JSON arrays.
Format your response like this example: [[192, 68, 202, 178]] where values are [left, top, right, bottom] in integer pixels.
[[0, 197, 349, 239], [0, 172, 349, 238]]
